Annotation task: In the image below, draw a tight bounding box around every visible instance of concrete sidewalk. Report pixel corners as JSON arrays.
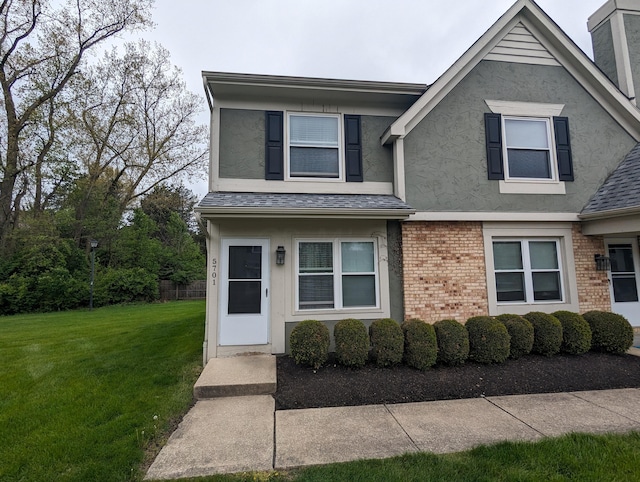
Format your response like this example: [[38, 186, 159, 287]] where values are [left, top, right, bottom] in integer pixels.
[[146, 387, 640, 480]]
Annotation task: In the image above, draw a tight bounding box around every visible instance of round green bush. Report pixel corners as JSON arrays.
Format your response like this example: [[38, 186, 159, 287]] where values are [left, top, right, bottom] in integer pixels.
[[433, 319, 469, 366], [466, 316, 510, 364], [522, 312, 563, 357], [289, 320, 330, 369], [583, 311, 633, 355], [552, 311, 592, 355], [369, 318, 404, 367], [495, 314, 534, 359], [401, 319, 437, 370], [334, 318, 369, 368]]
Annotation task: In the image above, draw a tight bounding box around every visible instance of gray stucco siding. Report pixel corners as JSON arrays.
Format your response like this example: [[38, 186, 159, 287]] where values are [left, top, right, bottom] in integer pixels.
[[403, 60, 637, 213], [219, 108, 265, 179], [218, 108, 395, 182], [591, 20, 619, 87], [625, 14, 640, 104]]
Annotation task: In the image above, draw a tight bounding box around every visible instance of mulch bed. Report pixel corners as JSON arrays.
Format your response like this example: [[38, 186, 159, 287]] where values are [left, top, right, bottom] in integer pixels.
[[274, 352, 640, 410]]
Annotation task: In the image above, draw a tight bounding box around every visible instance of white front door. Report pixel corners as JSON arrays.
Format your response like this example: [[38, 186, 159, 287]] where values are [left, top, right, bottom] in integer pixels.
[[219, 239, 270, 345], [606, 239, 640, 326]]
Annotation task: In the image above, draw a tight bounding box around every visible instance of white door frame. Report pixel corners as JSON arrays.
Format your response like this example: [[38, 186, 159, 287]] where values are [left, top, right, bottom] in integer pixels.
[[219, 238, 270, 345], [605, 237, 640, 326]]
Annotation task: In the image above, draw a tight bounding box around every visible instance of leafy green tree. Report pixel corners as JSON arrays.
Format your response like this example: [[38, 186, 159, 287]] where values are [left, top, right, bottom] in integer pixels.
[[159, 212, 205, 284]]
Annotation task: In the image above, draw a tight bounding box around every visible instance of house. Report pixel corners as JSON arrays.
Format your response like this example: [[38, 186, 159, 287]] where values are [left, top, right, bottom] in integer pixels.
[[196, 0, 640, 362]]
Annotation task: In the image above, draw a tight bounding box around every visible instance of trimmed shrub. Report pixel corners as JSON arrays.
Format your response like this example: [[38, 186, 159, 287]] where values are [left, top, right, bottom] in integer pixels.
[[369, 318, 404, 367], [523, 312, 563, 357], [290, 320, 330, 369], [466, 316, 510, 364], [402, 319, 438, 370], [334, 318, 369, 368], [433, 319, 469, 366], [495, 314, 534, 359], [552, 311, 592, 355], [583, 311, 633, 355]]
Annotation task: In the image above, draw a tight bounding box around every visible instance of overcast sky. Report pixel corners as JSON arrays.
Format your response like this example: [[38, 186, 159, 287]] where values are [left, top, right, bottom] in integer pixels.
[[135, 0, 608, 197]]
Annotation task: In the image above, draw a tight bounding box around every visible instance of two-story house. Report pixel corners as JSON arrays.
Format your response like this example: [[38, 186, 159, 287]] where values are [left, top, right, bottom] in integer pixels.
[[196, 0, 640, 362]]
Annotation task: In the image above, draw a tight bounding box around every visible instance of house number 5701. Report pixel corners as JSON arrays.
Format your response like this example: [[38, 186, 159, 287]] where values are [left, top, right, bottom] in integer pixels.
[[211, 258, 217, 286]]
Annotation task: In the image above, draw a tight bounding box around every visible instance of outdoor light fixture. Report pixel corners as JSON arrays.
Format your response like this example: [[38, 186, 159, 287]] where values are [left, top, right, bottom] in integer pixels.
[[90, 240, 98, 310], [594, 254, 610, 271], [276, 246, 286, 265]]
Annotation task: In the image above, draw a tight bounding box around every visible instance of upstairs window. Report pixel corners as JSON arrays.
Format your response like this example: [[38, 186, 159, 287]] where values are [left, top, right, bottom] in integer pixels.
[[288, 114, 340, 178], [504, 117, 554, 180]]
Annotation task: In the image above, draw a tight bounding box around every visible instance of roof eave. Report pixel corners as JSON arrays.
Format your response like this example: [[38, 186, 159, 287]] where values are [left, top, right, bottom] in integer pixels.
[[579, 205, 640, 220], [194, 206, 415, 220]]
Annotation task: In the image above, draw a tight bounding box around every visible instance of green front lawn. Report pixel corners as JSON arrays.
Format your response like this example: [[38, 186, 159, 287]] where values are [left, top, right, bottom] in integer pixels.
[[0, 301, 205, 482]]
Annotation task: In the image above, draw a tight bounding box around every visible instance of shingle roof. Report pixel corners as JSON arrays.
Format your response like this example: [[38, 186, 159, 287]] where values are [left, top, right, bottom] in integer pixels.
[[582, 143, 640, 215], [196, 192, 415, 218]]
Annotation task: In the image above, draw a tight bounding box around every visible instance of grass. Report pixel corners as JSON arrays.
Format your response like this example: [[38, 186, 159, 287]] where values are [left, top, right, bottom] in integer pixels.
[[0, 301, 205, 482]]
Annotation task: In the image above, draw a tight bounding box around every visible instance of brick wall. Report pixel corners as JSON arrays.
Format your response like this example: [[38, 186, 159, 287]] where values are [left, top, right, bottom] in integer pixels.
[[402, 221, 489, 323], [571, 223, 611, 312]]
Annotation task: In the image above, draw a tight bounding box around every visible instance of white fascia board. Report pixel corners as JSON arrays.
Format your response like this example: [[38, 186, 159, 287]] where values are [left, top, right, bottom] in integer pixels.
[[195, 207, 415, 220], [408, 211, 580, 222], [588, 0, 640, 32], [383, 0, 528, 145], [578, 205, 640, 220]]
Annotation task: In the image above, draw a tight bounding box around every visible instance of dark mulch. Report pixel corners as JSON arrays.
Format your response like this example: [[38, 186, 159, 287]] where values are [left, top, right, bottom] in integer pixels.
[[275, 352, 640, 410]]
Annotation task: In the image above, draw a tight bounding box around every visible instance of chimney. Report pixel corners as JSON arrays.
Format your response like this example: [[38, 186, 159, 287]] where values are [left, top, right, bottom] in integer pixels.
[[588, 0, 640, 105]]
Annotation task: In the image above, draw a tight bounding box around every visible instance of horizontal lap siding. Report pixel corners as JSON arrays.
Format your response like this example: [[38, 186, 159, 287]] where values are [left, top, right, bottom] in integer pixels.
[[402, 222, 489, 323]]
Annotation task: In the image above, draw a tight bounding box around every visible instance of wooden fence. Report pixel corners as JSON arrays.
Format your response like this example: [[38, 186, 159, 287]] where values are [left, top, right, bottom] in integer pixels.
[[159, 280, 207, 301]]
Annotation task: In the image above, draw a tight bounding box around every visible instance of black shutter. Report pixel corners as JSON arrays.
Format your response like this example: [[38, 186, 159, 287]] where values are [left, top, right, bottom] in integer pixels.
[[484, 113, 504, 180], [344, 115, 363, 182], [265, 111, 284, 180], [554, 116, 574, 181]]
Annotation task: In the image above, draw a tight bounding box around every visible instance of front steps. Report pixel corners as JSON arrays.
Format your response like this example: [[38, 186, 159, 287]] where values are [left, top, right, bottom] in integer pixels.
[[193, 354, 277, 399]]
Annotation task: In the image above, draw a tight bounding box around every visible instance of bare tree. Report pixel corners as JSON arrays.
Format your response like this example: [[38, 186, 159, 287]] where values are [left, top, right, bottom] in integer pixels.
[[0, 0, 152, 250]]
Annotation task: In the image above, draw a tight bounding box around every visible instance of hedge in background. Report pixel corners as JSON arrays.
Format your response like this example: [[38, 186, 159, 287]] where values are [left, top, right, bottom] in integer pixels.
[[553, 311, 592, 355], [523, 312, 563, 357], [370, 318, 404, 367], [495, 314, 534, 359], [466, 316, 510, 364], [402, 319, 438, 370], [334, 318, 369, 368], [583, 311, 633, 355], [290, 320, 330, 369], [433, 319, 469, 366]]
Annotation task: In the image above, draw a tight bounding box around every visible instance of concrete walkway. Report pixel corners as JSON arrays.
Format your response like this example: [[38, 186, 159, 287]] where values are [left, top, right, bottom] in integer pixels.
[[146, 356, 640, 480]]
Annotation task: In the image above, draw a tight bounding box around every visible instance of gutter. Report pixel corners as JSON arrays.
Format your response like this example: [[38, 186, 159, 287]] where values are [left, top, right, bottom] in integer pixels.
[[579, 205, 640, 220], [194, 206, 415, 220]]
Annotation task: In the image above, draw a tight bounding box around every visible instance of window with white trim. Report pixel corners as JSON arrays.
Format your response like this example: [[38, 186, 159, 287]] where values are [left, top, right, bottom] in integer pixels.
[[492, 239, 563, 303], [288, 113, 341, 179], [297, 239, 378, 310], [503, 117, 555, 180]]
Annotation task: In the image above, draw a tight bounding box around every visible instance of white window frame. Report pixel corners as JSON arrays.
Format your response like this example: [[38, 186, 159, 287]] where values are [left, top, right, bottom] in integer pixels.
[[485, 100, 566, 195], [295, 238, 380, 312], [286, 112, 343, 182], [493, 238, 565, 304], [502, 116, 557, 182], [482, 222, 579, 316]]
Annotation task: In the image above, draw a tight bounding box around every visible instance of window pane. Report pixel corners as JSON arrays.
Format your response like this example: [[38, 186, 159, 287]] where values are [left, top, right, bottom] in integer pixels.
[[290, 115, 338, 146], [612, 276, 639, 302], [493, 242, 523, 270], [228, 281, 261, 314], [342, 242, 374, 273], [342, 275, 376, 307], [495, 272, 525, 302], [609, 245, 635, 273], [505, 119, 549, 149], [229, 246, 261, 279], [532, 272, 561, 301], [507, 149, 551, 178], [290, 147, 339, 177], [299, 243, 333, 273], [299, 275, 334, 309], [529, 242, 559, 270]]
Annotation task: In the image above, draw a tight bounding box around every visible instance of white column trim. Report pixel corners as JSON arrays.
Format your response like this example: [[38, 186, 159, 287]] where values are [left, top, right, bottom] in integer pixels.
[[393, 138, 406, 201], [611, 11, 637, 103], [210, 105, 221, 192]]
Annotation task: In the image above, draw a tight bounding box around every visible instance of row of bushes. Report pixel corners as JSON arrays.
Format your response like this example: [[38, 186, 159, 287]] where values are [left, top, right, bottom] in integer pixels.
[[289, 310, 634, 370]]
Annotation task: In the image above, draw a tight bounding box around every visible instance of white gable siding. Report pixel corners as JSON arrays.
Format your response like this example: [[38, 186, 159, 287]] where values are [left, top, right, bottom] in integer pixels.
[[485, 23, 560, 66]]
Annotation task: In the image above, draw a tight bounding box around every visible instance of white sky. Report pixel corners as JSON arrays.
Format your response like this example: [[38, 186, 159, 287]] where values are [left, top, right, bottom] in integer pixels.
[[134, 0, 608, 197]]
